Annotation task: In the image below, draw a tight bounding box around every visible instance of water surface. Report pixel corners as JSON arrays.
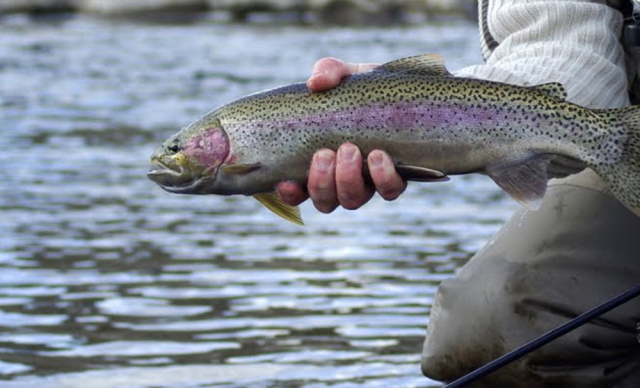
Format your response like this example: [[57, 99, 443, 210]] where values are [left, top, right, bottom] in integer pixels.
[[0, 14, 516, 387]]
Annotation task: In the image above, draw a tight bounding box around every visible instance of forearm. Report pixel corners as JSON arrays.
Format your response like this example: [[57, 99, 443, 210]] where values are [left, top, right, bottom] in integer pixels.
[[454, 0, 629, 109]]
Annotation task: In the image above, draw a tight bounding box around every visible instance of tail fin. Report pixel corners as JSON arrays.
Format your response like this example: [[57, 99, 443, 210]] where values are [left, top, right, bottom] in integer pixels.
[[594, 105, 640, 217]]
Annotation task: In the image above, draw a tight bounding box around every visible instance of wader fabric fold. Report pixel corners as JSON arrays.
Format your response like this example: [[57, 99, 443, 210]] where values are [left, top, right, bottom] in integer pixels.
[[422, 170, 640, 387]]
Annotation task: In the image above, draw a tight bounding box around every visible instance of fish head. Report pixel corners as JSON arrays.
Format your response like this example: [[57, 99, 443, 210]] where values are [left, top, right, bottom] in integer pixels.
[[148, 117, 229, 194]]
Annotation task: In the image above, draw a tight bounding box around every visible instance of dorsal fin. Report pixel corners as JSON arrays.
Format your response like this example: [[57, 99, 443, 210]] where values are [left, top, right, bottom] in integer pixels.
[[529, 82, 567, 100], [376, 54, 452, 77]]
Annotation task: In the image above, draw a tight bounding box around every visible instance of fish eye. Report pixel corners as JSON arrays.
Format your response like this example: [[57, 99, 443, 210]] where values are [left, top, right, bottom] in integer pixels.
[[167, 140, 181, 154]]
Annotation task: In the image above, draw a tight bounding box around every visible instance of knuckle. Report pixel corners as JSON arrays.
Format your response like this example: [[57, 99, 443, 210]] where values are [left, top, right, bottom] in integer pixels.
[[313, 199, 338, 214], [338, 183, 373, 210], [276, 182, 306, 206], [342, 200, 364, 211], [336, 179, 365, 208], [308, 186, 333, 204], [314, 58, 345, 75], [335, 172, 356, 189], [308, 178, 330, 193], [340, 193, 364, 210], [309, 182, 338, 213], [322, 57, 343, 67], [376, 178, 405, 201], [379, 187, 402, 201]]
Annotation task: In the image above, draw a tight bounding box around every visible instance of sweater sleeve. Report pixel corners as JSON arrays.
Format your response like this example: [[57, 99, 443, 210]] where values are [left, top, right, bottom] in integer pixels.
[[454, 0, 630, 109]]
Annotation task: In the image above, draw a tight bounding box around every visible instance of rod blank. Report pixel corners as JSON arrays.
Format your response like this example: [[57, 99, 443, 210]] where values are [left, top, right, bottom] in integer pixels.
[[442, 284, 640, 388]]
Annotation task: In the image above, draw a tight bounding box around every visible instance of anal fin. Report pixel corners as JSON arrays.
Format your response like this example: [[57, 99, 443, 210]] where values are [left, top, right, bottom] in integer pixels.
[[486, 154, 555, 210], [254, 192, 304, 226]]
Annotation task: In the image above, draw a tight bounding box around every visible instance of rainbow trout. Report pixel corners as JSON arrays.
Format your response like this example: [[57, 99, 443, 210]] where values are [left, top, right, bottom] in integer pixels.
[[148, 54, 640, 225]]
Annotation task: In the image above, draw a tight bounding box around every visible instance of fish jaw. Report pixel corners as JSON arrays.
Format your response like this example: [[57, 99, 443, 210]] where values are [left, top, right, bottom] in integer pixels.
[[148, 123, 230, 194], [147, 152, 209, 193]]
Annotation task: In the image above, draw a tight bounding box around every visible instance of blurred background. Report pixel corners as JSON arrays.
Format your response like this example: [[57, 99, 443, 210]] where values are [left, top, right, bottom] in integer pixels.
[[0, 1, 518, 387], [1, 0, 479, 24]]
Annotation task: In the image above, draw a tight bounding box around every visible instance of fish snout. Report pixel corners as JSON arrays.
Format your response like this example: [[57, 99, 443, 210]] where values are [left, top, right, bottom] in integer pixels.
[[147, 152, 195, 188]]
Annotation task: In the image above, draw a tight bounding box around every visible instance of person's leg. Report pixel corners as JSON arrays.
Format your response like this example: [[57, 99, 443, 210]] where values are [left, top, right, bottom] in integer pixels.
[[422, 171, 640, 387]]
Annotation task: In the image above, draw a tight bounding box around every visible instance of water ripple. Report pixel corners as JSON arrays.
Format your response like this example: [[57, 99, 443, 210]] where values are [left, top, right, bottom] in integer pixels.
[[0, 14, 506, 387]]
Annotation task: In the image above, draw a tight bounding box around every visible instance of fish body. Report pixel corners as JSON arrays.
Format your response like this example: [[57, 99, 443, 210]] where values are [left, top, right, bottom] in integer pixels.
[[148, 54, 640, 224]]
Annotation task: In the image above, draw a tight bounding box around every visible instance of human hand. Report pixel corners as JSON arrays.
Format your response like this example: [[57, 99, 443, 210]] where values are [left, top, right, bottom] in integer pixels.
[[305, 57, 380, 92], [276, 58, 407, 213]]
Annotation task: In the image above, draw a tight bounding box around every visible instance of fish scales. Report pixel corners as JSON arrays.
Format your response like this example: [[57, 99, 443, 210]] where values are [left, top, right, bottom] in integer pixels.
[[219, 75, 607, 172], [148, 54, 640, 225]]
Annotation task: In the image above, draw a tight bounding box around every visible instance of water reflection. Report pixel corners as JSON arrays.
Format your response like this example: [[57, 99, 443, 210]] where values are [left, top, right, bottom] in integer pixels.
[[0, 13, 516, 387]]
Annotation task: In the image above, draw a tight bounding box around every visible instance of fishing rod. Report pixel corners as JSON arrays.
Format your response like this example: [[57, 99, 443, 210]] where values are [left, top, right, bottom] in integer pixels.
[[442, 284, 640, 388]]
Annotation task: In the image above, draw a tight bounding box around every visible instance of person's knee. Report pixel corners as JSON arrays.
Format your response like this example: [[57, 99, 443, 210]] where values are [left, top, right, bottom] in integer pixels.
[[421, 257, 537, 382], [421, 184, 640, 387]]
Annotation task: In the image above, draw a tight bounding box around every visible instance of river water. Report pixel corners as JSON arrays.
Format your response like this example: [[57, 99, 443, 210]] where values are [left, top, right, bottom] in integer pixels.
[[0, 13, 517, 388]]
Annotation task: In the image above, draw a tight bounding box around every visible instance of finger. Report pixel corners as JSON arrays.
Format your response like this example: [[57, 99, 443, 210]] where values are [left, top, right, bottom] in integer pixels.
[[368, 150, 407, 201], [335, 143, 374, 210], [306, 58, 349, 92], [276, 181, 308, 206], [307, 149, 339, 213], [306, 58, 380, 92]]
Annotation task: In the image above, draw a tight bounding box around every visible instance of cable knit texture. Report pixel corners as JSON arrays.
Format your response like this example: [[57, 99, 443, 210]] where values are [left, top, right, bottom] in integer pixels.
[[455, 0, 629, 109]]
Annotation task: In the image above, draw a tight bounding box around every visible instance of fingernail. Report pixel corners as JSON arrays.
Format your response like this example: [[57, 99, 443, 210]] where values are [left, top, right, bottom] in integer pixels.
[[315, 150, 333, 170], [369, 151, 383, 167], [338, 145, 357, 162]]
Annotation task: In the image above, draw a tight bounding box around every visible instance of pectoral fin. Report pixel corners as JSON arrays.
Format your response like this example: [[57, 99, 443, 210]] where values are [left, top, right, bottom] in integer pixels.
[[395, 164, 450, 182], [486, 154, 555, 209], [253, 192, 304, 226], [362, 161, 450, 183], [221, 163, 262, 175]]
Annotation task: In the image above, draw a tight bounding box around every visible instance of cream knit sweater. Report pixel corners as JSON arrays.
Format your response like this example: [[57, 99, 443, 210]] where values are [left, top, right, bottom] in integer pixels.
[[455, 0, 630, 110]]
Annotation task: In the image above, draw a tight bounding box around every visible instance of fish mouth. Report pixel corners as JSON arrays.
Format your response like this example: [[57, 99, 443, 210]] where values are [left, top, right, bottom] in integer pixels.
[[147, 157, 205, 194]]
